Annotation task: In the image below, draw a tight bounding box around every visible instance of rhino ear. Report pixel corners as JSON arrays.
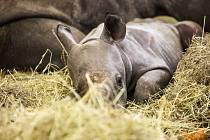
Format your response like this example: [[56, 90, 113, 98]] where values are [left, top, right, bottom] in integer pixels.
[[175, 21, 202, 50], [103, 14, 126, 42], [56, 24, 78, 54]]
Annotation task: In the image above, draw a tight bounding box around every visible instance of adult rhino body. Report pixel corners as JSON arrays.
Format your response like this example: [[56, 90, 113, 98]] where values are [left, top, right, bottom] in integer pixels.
[[57, 15, 202, 106]]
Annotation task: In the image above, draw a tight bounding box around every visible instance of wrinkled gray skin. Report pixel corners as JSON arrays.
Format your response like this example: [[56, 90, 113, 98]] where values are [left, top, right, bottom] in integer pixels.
[[57, 15, 202, 106]]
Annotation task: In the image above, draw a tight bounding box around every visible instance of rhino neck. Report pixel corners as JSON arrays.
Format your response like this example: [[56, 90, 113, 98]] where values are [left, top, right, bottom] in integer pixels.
[[117, 45, 132, 89]]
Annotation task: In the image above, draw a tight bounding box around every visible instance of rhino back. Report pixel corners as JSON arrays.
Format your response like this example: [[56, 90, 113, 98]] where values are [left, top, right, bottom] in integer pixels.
[[120, 20, 183, 78]]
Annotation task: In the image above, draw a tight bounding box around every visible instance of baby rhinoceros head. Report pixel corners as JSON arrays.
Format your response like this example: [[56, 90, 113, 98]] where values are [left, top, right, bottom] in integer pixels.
[[56, 14, 127, 106]]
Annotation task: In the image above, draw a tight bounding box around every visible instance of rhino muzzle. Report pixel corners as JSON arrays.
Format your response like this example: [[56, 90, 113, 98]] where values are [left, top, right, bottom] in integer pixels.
[[85, 73, 127, 105]]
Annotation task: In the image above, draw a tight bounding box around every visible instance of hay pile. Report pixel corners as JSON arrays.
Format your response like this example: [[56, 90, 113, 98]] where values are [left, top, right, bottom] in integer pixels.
[[130, 35, 210, 137], [0, 35, 209, 140]]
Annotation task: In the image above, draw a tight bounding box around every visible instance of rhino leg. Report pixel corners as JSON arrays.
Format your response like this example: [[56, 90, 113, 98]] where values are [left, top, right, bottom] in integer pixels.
[[133, 69, 171, 102]]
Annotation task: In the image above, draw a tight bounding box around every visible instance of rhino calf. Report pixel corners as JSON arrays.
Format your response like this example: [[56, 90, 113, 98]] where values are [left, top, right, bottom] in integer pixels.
[[57, 14, 202, 105]]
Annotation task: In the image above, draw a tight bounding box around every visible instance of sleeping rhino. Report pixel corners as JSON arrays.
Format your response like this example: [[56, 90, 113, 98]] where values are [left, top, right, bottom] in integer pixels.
[[56, 14, 202, 105]]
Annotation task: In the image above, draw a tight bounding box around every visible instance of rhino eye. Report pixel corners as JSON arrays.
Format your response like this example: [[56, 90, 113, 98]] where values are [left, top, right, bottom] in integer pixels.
[[116, 74, 123, 88]]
